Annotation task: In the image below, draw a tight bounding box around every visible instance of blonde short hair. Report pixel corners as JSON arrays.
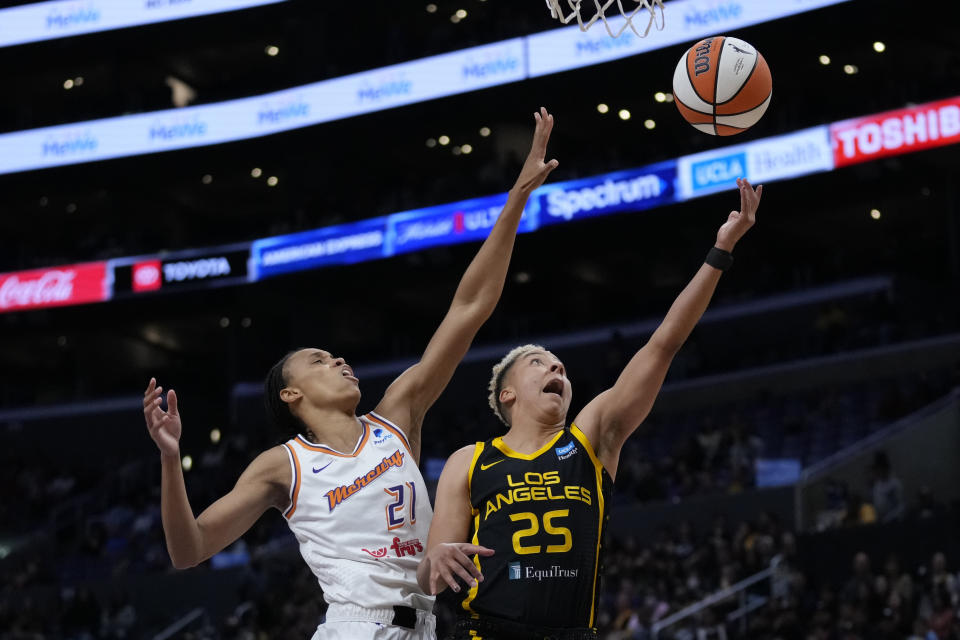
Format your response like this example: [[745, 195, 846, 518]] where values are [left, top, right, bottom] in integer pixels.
[[488, 344, 545, 426]]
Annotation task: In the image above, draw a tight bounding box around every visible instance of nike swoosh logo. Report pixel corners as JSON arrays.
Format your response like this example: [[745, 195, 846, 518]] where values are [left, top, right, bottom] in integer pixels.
[[312, 461, 333, 474], [480, 460, 504, 470]]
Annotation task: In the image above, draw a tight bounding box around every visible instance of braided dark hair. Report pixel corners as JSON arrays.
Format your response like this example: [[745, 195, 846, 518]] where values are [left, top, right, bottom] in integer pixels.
[[264, 350, 310, 442]]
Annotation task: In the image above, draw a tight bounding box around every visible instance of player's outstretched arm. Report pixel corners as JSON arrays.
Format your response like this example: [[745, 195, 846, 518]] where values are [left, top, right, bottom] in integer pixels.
[[417, 446, 494, 595], [375, 108, 559, 458], [574, 180, 762, 476], [144, 378, 289, 569]]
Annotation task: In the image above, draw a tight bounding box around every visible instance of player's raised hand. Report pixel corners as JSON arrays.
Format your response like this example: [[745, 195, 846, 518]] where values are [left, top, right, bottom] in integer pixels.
[[716, 178, 762, 251], [143, 377, 182, 458], [512, 106, 560, 195], [425, 542, 494, 595]]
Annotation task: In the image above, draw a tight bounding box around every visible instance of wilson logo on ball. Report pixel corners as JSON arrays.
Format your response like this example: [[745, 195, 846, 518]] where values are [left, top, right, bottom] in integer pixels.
[[693, 38, 714, 76]]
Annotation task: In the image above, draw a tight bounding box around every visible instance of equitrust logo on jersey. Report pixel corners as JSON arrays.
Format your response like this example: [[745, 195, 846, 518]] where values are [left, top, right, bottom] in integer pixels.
[[507, 563, 579, 581]]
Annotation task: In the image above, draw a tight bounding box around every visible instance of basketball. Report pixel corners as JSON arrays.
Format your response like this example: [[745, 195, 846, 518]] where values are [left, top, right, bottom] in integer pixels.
[[672, 36, 772, 136]]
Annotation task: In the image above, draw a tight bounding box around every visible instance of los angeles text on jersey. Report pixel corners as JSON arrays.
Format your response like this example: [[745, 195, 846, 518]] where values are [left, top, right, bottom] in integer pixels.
[[325, 450, 404, 512], [483, 470, 591, 519]]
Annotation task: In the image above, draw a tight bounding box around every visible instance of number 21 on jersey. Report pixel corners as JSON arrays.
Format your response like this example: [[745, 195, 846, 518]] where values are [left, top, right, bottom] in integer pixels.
[[384, 482, 417, 530]]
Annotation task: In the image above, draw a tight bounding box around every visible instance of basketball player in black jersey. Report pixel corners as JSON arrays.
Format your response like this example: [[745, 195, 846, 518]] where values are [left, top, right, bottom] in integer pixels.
[[417, 179, 763, 639]]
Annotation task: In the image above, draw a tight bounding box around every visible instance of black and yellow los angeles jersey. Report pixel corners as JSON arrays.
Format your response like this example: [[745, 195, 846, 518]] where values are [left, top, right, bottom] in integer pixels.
[[460, 424, 613, 630]]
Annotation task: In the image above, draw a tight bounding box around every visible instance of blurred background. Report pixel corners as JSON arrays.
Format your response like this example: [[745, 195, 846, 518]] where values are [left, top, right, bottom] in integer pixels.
[[1, 0, 959, 638]]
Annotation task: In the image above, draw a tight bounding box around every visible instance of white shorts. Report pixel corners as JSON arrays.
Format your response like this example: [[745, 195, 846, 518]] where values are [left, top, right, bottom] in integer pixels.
[[311, 603, 436, 640]]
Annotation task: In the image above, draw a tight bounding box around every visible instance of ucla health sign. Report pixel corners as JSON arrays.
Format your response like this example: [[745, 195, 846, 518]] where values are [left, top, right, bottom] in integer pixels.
[[677, 126, 832, 199], [0, 0, 286, 48], [536, 162, 678, 226]]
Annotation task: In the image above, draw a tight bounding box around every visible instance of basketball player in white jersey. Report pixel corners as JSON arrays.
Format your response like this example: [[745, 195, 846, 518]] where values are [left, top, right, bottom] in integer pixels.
[[142, 108, 560, 640]]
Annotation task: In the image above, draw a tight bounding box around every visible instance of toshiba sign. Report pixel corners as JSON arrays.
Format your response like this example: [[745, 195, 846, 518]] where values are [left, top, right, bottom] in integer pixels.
[[0, 262, 109, 313], [831, 97, 960, 167]]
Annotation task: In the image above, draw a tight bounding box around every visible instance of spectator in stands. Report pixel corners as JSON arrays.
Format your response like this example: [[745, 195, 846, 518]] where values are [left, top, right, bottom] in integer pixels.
[[842, 552, 875, 607], [871, 451, 905, 522]]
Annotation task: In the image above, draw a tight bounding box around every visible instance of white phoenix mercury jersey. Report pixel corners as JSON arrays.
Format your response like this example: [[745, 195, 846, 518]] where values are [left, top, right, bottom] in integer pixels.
[[281, 412, 435, 612]]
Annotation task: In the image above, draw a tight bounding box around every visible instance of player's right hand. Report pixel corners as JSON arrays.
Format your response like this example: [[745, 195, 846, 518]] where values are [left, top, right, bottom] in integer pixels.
[[425, 542, 494, 595], [143, 377, 182, 458], [512, 106, 559, 195]]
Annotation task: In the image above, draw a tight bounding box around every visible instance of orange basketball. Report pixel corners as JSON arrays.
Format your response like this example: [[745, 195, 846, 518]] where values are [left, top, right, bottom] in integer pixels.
[[672, 36, 772, 136]]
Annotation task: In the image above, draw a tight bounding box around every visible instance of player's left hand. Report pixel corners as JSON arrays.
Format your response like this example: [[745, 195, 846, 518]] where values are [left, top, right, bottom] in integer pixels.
[[425, 542, 494, 595], [715, 178, 762, 251]]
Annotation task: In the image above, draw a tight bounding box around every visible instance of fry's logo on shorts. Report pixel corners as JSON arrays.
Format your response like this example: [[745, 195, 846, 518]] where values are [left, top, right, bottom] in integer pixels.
[[390, 537, 423, 558], [325, 450, 404, 512]]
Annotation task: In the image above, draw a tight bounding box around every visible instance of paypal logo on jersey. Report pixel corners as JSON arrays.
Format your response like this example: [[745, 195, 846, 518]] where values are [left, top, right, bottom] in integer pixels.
[[691, 151, 747, 193], [372, 427, 394, 445]]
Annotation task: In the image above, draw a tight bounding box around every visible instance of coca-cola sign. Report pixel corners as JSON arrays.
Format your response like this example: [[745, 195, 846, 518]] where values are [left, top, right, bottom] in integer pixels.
[[0, 262, 109, 313]]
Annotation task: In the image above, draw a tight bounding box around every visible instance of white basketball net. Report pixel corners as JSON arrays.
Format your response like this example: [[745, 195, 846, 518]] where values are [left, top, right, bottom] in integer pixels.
[[545, 0, 665, 38]]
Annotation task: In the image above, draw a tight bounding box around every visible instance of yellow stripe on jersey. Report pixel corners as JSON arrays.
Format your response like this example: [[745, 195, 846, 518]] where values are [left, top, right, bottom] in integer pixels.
[[462, 442, 485, 615], [491, 429, 564, 460], [462, 510, 483, 615], [571, 423, 605, 629], [467, 441, 484, 497]]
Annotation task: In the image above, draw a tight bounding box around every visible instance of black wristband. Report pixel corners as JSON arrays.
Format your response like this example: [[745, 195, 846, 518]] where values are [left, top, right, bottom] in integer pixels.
[[705, 246, 734, 271]]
